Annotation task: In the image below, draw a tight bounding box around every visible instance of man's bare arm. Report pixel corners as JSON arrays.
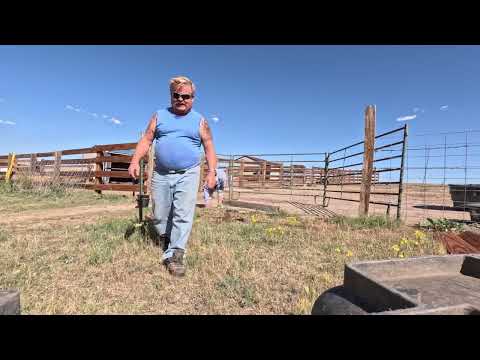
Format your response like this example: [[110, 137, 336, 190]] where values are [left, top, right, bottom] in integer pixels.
[[128, 113, 156, 179], [132, 113, 157, 164], [199, 118, 217, 172]]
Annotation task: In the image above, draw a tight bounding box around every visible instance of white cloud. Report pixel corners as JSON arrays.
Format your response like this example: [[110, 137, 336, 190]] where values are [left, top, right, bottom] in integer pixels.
[[65, 104, 82, 112], [396, 114, 417, 122], [211, 116, 220, 123], [440, 105, 449, 111], [67, 106, 121, 124], [109, 117, 122, 125], [0, 120, 16, 125]]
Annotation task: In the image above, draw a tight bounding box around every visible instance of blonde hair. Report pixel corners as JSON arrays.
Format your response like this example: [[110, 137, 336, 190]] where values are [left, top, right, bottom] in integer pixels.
[[169, 76, 196, 96]]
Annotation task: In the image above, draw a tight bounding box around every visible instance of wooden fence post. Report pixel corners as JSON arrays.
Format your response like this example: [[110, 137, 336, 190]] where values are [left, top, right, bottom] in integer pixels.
[[95, 150, 103, 194], [280, 163, 284, 186], [358, 105, 376, 217], [5, 153, 16, 182], [239, 160, 245, 187], [262, 161, 267, 188], [54, 151, 62, 178], [30, 154, 37, 174], [228, 155, 234, 201]]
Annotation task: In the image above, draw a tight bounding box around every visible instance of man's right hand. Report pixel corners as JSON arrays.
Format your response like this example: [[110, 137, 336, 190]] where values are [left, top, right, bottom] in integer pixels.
[[128, 162, 140, 180]]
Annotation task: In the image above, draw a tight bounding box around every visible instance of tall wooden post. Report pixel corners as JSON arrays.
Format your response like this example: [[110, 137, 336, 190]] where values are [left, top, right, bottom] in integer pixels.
[[358, 105, 376, 216]]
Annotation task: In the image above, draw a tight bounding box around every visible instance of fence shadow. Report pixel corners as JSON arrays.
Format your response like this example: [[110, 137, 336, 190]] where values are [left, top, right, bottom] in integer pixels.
[[413, 204, 468, 212]]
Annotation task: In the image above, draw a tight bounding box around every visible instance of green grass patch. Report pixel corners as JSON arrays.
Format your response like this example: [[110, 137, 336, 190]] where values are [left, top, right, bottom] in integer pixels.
[[0, 186, 129, 213], [330, 215, 401, 230]]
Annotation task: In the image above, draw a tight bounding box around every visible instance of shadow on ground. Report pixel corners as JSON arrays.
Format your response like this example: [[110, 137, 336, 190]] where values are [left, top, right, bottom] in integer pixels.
[[124, 218, 169, 251]]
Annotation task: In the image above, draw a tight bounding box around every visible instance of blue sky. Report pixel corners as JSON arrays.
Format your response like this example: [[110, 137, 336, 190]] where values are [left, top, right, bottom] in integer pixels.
[[1, 45, 479, 167]]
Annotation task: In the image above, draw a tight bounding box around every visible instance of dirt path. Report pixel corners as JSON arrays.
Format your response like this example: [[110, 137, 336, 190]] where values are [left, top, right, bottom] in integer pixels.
[[0, 203, 137, 229]]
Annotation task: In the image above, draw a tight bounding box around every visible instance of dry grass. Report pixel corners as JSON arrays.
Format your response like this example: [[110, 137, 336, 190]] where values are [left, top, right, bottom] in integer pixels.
[[0, 173, 129, 213], [0, 193, 447, 314]]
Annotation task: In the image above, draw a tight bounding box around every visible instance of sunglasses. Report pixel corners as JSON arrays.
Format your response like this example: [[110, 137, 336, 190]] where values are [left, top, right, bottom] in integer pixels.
[[173, 92, 193, 100]]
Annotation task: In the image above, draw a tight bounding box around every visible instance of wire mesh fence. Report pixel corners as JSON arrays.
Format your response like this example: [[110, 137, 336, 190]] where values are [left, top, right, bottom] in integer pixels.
[[400, 129, 480, 224], [215, 126, 480, 225]]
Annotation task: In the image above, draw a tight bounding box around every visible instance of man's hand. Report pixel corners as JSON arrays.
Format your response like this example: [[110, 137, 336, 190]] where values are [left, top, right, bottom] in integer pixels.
[[128, 162, 140, 180], [205, 171, 216, 190]]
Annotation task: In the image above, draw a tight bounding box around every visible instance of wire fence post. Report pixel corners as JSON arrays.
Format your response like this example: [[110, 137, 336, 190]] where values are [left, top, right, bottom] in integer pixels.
[[397, 124, 408, 220], [289, 155, 293, 201], [322, 152, 329, 207]]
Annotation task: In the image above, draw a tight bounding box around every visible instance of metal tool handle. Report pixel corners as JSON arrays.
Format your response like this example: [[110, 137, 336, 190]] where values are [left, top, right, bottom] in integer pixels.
[[139, 158, 144, 222]]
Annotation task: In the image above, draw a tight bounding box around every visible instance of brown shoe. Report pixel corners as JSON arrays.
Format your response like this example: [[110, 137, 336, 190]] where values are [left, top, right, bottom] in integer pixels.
[[163, 250, 186, 277]]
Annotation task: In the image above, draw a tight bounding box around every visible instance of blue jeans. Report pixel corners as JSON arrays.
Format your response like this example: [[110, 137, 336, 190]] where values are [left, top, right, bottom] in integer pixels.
[[150, 166, 200, 261]]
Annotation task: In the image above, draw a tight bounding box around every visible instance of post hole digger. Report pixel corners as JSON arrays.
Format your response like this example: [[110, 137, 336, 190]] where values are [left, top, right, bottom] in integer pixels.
[[136, 159, 150, 221], [124, 158, 152, 239]]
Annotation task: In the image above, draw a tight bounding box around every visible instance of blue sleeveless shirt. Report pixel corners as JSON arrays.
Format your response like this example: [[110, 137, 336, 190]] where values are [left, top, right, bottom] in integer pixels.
[[154, 108, 203, 171]]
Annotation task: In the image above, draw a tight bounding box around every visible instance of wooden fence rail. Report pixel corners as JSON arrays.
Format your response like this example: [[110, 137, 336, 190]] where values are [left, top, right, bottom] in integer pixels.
[[0, 142, 148, 194]]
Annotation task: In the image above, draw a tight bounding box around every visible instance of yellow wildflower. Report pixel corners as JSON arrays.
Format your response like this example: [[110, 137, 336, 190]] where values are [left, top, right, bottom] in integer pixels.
[[286, 217, 299, 226], [415, 230, 426, 241], [392, 245, 400, 252], [346, 250, 353, 257]]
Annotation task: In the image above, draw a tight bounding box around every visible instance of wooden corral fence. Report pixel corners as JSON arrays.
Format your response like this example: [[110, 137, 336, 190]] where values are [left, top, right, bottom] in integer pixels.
[[0, 142, 152, 194]]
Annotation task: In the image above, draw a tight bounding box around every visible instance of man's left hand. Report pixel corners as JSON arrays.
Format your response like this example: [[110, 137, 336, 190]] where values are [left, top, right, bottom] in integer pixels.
[[205, 172, 216, 190]]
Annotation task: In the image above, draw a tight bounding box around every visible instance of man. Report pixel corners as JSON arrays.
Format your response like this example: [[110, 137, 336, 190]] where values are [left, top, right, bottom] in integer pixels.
[[203, 167, 227, 208], [128, 76, 216, 277]]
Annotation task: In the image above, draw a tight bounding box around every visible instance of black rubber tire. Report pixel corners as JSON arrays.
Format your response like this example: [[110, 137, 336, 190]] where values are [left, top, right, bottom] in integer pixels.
[[470, 209, 480, 222], [311, 286, 367, 315]]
